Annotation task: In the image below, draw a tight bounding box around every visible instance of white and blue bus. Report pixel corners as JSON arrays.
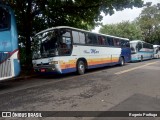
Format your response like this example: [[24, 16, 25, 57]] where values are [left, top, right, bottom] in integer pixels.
[[130, 40, 154, 62], [153, 45, 160, 59], [0, 4, 20, 81], [32, 26, 131, 75]]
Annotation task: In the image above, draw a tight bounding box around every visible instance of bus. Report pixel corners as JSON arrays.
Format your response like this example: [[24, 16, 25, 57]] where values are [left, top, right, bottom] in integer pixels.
[[0, 4, 20, 81], [153, 45, 160, 58], [130, 40, 154, 62], [32, 26, 131, 75]]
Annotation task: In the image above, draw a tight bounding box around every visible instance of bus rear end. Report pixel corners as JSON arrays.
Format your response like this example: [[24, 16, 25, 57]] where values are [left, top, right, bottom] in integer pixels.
[[0, 5, 20, 81]]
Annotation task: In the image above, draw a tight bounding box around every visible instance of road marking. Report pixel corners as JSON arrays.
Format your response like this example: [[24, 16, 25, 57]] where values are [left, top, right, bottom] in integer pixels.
[[115, 61, 159, 75]]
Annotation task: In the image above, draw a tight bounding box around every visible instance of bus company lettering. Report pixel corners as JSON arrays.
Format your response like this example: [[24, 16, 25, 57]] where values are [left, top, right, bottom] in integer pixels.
[[90, 49, 99, 54], [84, 49, 99, 54]]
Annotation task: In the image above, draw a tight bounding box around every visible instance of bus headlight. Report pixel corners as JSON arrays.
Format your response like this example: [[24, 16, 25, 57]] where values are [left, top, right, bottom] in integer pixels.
[[50, 61, 58, 64]]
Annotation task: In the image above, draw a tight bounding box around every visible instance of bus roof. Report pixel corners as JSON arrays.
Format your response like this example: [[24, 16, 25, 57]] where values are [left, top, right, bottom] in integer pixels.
[[130, 40, 144, 43], [130, 40, 153, 45], [35, 26, 129, 41], [153, 45, 160, 47]]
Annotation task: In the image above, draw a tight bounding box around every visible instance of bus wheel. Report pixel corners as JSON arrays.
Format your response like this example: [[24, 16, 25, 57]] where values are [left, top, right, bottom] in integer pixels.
[[140, 56, 143, 62], [77, 60, 85, 75], [119, 57, 124, 66]]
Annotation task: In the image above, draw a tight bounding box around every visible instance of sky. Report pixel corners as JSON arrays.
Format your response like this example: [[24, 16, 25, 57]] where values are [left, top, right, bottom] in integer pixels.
[[92, 0, 160, 33]]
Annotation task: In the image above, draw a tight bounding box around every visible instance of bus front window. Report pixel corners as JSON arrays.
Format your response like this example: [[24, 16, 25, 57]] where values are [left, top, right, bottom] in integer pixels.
[[154, 47, 158, 54], [0, 7, 10, 30], [59, 31, 72, 56], [32, 30, 59, 59], [130, 43, 137, 54]]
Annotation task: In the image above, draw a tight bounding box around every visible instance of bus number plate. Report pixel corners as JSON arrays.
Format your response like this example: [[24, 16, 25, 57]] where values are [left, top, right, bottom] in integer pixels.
[[41, 69, 46, 72]]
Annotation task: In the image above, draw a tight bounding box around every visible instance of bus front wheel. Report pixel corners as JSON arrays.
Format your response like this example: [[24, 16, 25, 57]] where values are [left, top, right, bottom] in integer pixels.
[[77, 60, 85, 75], [119, 57, 124, 66], [140, 56, 143, 62]]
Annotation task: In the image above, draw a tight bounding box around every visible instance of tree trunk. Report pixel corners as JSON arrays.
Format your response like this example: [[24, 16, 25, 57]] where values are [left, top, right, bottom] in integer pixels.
[[25, 0, 33, 70]]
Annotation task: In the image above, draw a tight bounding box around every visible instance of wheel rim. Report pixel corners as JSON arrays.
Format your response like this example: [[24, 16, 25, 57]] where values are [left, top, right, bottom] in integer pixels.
[[78, 61, 85, 74], [141, 56, 143, 61], [79, 63, 84, 73], [121, 59, 124, 65], [121, 58, 124, 65]]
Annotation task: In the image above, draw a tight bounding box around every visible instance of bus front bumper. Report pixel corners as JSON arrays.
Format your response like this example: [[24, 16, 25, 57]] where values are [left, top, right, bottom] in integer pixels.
[[33, 65, 61, 74]]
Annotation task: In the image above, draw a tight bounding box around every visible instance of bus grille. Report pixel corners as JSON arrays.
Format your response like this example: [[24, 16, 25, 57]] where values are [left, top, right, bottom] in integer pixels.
[[0, 60, 12, 78]]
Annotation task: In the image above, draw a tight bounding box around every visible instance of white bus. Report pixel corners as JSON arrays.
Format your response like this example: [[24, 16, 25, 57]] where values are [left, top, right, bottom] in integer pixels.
[[130, 40, 154, 62], [153, 45, 160, 58], [32, 26, 131, 75]]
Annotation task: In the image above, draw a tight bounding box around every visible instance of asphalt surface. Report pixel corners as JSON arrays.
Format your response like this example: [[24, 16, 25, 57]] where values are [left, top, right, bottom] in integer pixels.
[[0, 59, 160, 120]]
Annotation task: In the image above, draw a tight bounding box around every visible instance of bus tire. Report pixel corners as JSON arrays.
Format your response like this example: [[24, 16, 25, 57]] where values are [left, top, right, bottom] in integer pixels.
[[119, 57, 124, 66], [140, 56, 143, 62], [77, 60, 85, 75]]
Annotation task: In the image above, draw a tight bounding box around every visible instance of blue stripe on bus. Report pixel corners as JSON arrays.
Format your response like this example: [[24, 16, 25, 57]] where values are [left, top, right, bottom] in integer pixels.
[[62, 68, 76, 73], [61, 62, 120, 74], [88, 62, 118, 69]]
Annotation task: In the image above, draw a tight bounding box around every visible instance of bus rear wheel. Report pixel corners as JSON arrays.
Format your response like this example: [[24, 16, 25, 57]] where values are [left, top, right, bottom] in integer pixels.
[[77, 60, 85, 75], [119, 57, 124, 66], [140, 56, 143, 62]]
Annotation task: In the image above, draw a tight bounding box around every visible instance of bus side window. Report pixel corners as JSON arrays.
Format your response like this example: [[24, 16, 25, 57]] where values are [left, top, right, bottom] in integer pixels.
[[136, 42, 142, 51], [105, 37, 109, 46], [121, 40, 125, 48], [126, 41, 130, 47], [86, 33, 98, 45], [60, 31, 72, 55], [72, 31, 85, 44], [72, 31, 79, 43], [0, 7, 10, 29], [113, 38, 120, 47], [107, 37, 114, 46], [79, 32, 85, 44], [98, 36, 105, 45]]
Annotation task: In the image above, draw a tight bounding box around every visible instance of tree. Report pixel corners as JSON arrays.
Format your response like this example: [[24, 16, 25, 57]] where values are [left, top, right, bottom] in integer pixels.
[[99, 21, 143, 40], [7, 0, 143, 69], [137, 3, 160, 44]]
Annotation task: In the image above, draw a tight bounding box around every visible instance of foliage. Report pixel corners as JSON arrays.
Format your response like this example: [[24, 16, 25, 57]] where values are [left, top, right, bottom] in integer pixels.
[[6, 0, 143, 67], [99, 21, 143, 40], [136, 3, 160, 44]]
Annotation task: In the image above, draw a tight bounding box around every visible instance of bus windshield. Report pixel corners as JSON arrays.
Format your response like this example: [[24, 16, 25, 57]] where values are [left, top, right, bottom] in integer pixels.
[[130, 42, 137, 54], [154, 46, 159, 54], [33, 30, 59, 59], [0, 6, 10, 30], [33, 29, 72, 59]]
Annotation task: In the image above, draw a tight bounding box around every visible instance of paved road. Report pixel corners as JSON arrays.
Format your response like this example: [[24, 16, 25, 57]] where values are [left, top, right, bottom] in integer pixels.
[[0, 59, 160, 120]]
